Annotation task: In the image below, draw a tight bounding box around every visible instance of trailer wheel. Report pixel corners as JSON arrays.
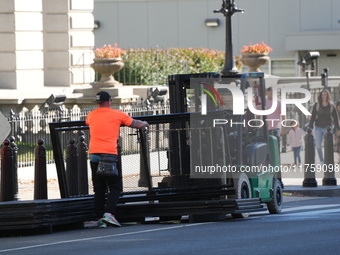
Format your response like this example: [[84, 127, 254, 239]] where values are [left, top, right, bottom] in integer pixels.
[[267, 179, 283, 214], [230, 173, 251, 218]]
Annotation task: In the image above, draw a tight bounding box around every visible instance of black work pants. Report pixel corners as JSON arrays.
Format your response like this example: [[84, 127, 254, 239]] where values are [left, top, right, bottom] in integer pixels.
[[90, 161, 122, 219]]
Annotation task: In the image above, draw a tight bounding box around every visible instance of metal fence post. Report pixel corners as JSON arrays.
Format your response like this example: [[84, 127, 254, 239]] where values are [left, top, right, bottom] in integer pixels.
[[272, 129, 282, 184], [323, 126, 337, 186], [9, 136, 19, 200], [1, 139, 15, 201], [138, 130, 150, 188], [77, 133, 88, 195], [281, 133, 287, 153], [138, 129, 152, 190], [303, 128, 317, 187], [117, 137, 123, 192], [34, 138, 48, 199], [66, 138, 78, 196]]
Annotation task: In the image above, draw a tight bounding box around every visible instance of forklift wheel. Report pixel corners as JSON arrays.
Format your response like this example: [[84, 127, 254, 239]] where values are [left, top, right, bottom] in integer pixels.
[[230, 173, 251, 218], [266, 179, 283, 214]]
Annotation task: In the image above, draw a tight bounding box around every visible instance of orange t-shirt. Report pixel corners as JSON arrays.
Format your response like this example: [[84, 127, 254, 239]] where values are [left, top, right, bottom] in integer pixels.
[[86, 107, 133, 155]]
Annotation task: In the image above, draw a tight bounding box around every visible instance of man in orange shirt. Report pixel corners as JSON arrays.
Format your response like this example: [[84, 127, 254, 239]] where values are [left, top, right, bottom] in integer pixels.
[[86, 91, 149, 228]]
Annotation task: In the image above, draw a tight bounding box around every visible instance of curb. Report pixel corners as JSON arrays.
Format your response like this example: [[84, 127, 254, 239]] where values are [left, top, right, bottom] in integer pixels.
[[283, 185, 340, 197]]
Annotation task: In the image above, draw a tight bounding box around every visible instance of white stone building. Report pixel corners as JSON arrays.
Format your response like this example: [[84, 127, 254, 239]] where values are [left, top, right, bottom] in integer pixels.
[[93, 0, 340, 77], [0, 0, 95, 113]]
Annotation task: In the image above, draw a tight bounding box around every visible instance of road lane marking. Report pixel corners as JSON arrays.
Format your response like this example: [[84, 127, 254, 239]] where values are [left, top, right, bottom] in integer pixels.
[[250, 204, 340, 216], [283, 204, 340, 213], [0, 222, 212, 253], [250, 204, 340, 221], [279, 207, 340, 217]]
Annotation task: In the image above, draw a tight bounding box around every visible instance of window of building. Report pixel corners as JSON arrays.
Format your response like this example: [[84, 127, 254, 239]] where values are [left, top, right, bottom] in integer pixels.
[[271, 60, 295, 77]]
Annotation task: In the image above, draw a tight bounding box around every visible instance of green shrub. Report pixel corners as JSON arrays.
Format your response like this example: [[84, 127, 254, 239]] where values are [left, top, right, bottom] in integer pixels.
[[113, 48, 243, 85]]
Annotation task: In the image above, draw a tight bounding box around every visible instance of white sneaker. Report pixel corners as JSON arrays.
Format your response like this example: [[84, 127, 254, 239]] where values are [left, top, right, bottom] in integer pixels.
[[102, 212, 121, 227]]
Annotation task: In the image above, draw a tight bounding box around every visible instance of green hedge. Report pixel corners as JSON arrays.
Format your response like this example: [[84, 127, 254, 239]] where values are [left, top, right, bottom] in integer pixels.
[[113, 48, 243, 85]]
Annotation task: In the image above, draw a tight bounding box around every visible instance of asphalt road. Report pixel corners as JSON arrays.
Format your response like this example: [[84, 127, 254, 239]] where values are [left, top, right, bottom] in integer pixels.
[[1, 196, 340, 255]]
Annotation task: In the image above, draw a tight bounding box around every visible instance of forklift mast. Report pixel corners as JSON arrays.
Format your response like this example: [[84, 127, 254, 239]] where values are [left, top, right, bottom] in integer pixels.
[[167, 72, 269, 167], [168, 72, 267, 115]]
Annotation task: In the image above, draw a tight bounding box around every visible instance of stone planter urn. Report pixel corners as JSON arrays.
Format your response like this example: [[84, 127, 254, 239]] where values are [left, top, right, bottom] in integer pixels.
[[91, 58, 124, 87], [240, 53, 269, 72]]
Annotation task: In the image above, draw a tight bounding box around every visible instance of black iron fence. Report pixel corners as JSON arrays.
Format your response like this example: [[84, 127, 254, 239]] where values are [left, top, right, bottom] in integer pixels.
[[283, 85, 340, 129], [3, 101, 170, 167], [2, 83, 339, 167], [281, 85, 340, 152]]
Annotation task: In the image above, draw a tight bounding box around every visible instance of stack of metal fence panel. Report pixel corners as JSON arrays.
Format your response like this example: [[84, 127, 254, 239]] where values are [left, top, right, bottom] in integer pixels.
[[0, 197, 95, 235], [0, 194, 265, 235], [116, 198, 265, 222], [0, 200, 50, 233], [47, 197, 96, 226]]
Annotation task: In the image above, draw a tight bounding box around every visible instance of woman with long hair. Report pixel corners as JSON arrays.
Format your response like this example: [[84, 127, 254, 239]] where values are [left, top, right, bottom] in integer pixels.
[[309, 89, 339, 164]]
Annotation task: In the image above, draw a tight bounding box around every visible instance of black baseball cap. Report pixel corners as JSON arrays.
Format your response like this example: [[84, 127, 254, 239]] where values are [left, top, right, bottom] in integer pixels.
[[95, 91, 111, 103]]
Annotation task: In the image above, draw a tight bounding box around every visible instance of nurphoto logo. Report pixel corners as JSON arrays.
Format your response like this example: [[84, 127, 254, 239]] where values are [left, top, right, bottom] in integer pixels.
[[199, 82, 223, 115], [198, 81, 312, 129], [200, 84, 311, 117], [190, 77, 313, 179]]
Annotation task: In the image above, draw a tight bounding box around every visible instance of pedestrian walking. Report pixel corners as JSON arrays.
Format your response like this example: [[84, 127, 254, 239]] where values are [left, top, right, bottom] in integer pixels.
[[287, 120, 305, 166], [308, 89, 339, 164], [86, 91, 149, 228]]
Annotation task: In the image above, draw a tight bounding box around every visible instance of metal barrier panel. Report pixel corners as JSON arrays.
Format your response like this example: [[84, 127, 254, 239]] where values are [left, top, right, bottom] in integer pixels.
[[49, 113, 231, 198]]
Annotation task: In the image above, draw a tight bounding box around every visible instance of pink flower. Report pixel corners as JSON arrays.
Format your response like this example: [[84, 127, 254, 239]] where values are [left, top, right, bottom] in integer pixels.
[[94, 44, 126, 58], [240, 42, 272, 54]]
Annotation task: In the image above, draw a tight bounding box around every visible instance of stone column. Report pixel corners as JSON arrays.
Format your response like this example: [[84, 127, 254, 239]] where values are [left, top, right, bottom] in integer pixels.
[[0, 0, 44, 91], [43, 0, 94, 87]]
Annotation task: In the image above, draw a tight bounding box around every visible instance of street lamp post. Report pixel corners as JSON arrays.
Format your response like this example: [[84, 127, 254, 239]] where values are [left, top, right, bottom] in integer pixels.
[[214, 0, 244, 75]]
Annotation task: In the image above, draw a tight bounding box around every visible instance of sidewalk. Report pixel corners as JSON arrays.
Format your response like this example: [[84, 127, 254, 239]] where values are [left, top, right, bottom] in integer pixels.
[[280, 148, 340, 197], [17, 164, 60, 200]]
